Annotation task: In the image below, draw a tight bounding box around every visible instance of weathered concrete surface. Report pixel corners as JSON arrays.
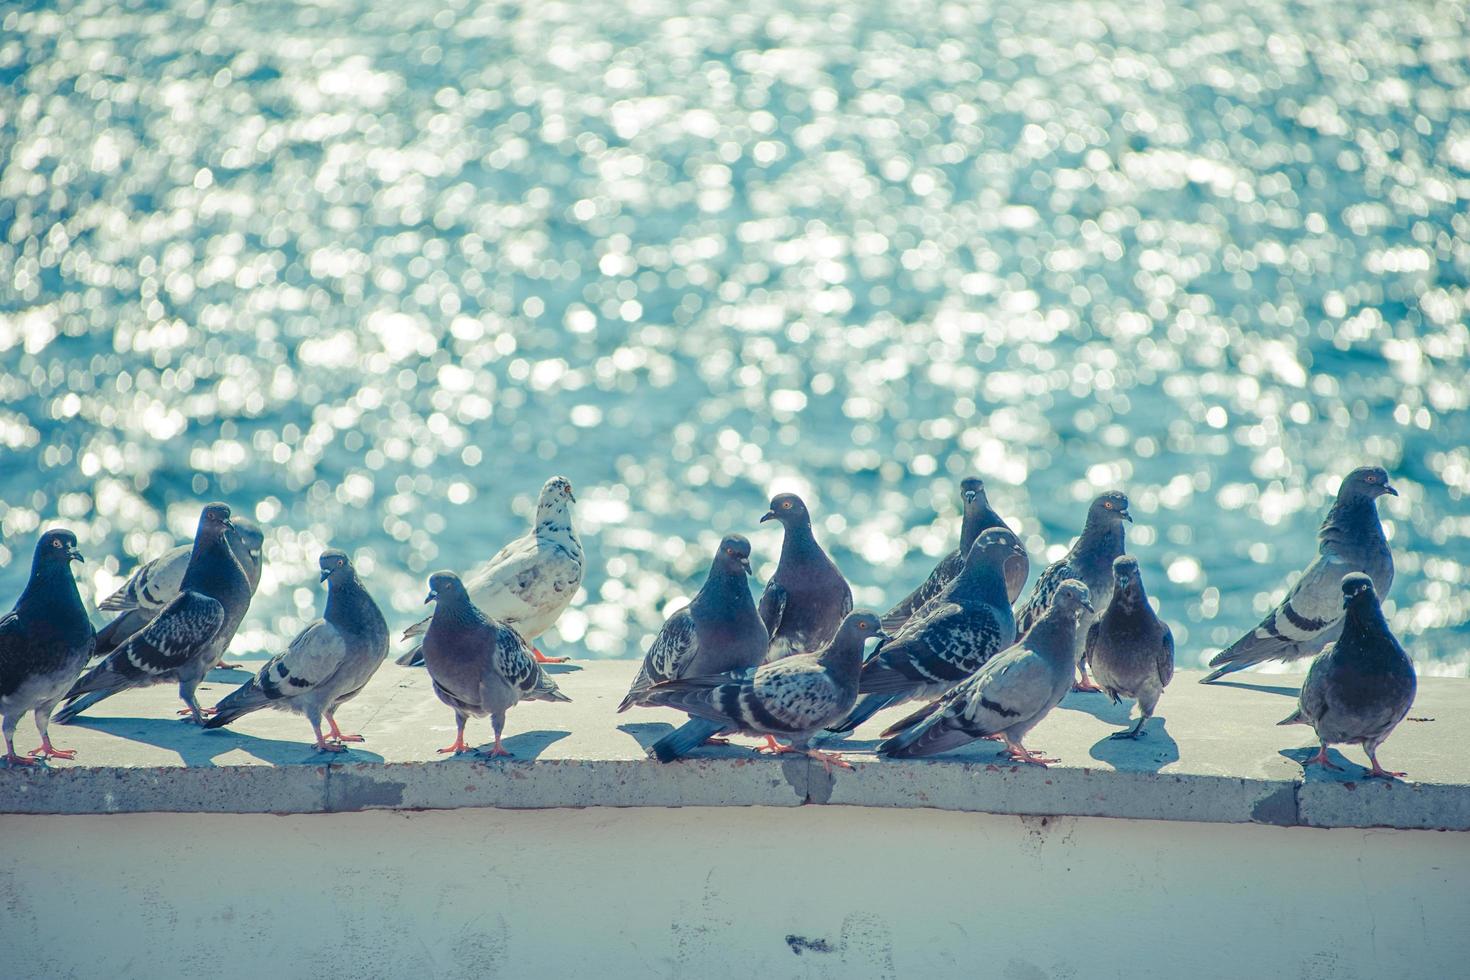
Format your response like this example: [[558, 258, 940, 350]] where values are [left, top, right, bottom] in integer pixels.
[[3, 807, 1468, 980], [0, 660, 1465, 830]]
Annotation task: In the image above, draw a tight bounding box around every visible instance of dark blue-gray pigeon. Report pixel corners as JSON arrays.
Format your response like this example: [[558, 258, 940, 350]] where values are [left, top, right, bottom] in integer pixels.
[[1204, 466, 1397, 683], [56, 503, 252, 725], [828, 528, 1024, 735], [205, 549, 389, 751], [419, 571, 571, 757], [881, 476, 1029, 634], [1013, 491, 1131, 691], [758, 492, 853, 662], [644, 610, 885, 770], [0, 530, 94, 765], [93, 515, 264, 663], [1278, 573, 1416, 778], [1083, 556, 1175, 739], [879, 580, 1094, 765]]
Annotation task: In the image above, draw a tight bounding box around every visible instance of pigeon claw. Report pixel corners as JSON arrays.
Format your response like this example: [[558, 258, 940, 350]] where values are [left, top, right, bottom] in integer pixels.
[[531, 648, 570, 664], [4, 752, 39, 768], [29, 738, 77, 760], [753, 735, 790, 755], [479, 743, 515, 758], [314, 738, 348, 754], [325, 717, 365, 743], [806, 749, 853, 773], [177, 706, 219, 718], [1071, 676, 1103, 693], [214, 661, 245, 670], [1305, 746, 1344, 771]]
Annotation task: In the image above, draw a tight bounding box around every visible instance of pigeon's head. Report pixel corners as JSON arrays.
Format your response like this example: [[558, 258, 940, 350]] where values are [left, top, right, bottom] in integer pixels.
[[1339, 466, 1398, 501], [1340, 572, 1377, 609], [966, 527, 1025, 569], [318, 549, 353, 583], [198, 502, 234, 538], [1088, 491, 1132, 526], [714, 533, 753, 575], [761, 492, 811, 527], [959, 476, 987, 506], [229, 515, 266, 564], [425, 571, 466, 605], [540, 476, 576, 506], [1111, 555, 1142, 587], [836, 610, 888, 650], [1053, 579, 1095, 617], [35, 528, 84, 566]]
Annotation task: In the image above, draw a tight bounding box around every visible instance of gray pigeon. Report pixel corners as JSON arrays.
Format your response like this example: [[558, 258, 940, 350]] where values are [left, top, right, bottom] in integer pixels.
[[881, 476, 1029, 634], [1278, 573, 1416, 778], [1083, 556, 1175, 739], [620, 533, 767, 711], [205, 550, 389, 751], [0, 530, 94, 765], [828, 528, 1024, 735], [400, 476, 583, 666], [1203, 466, 1397, 683], [419, 571, 571, 757], [758, 492, 854, 662], [1014, 491, 1131, 691], [93, 515, 264, 663], [644, 610, 885, 770], [879, 580, 1093, 765], [56, 502, 252, 725]]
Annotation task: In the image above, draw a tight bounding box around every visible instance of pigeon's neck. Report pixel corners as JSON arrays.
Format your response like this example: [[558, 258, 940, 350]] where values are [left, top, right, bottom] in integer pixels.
[[1321, 496, 1384, 549], [180, 530, 248, 599], [816, 631, 865, 686], [1111, 578, 1147, 613], [959, 501, 1003, 554], [1026, 610, 1080, 665], [1073, 520, 1124, 573], [19, 559, 87, 626], [433, 595, 486, 633], [692, 561, 753, 620], [1338, 600, 1403, 663], [778, 521, 824, 567], [324, 572, 385, 637], [535, 500, 579, 545], [950, 554, 1010, 608]]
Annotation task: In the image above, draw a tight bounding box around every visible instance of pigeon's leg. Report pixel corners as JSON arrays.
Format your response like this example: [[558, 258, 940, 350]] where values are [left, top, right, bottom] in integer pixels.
[[1003, 737, 1059, 767], [28, 707, 77, 760], [1303, 743, 1344, 771], [175, 683, 217, 722], [324, 711, 365, 743], [753, 735, 790, 755], [4, 718, 39, 767], [531, 647, 570, 665], [806, 748, 854, 773], [310, 714, 347, 754], [437, 713, 472, 755], [1363, 744, 1406, 780], [1108, 716, 1148, 740], [479, 712, 514, 758], [1071, 665, 1103, 693]]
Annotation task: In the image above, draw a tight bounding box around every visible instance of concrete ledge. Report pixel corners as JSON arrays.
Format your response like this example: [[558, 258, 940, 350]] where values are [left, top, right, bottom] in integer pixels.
[[2, 660, 1465, 830]]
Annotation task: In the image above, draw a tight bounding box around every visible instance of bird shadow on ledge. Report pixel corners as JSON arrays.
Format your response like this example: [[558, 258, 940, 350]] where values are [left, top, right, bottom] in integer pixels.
[[1088, 717, 1180, 773], [61, 716, 383, 767], [1277, 746, 1382, 782], [1204, 679, 1302, 698], [438, 729, 570, 761], [1057, 691, 1133, 726], [541, 662, 583, 675], [617, 721, 673, 753]]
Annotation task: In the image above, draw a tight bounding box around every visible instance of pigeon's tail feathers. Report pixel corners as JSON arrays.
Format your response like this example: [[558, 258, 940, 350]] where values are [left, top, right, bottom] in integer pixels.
[[826, 692, 896, 734], [879, 698, 944, 739], [617, 689, 644, 713], [877, 715, 976, 759], [401, 616, 429, 641], [1202, 624, 1313, 682], [94, 610, 147, 659], [650, 718, 724, 763], [539, 685, 573, 704], [395, 643, 425, 667], [53, 687, 116, 725], [1277, 708, 1307, 727], [204, 684, 272, 728]]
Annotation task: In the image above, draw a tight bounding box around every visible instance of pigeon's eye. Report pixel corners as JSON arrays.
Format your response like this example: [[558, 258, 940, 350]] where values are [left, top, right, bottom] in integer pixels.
[[1366, 473, 1378, 483], [51, 538, 62, 548], [859, 621, 870, 630], [781, 500, 792, 509]]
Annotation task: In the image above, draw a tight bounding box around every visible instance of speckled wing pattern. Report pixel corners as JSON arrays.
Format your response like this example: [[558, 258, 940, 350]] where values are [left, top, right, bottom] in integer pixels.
[[1013, 558, 1070, 637], [885, 646, 1055, 747], [750, 657, 845, 731], [645, 657, 840, 737], [859, 600, 1009, 695], [1216, 552, 1349, 665], [620, 608, 698, 710], [757, 581, 788, 643], [492, 622, 564, 702], [257, 619, 349, 701], [98, 545, 189, 613], [880, 551, 963, 634], [115, 591, 225, 678]]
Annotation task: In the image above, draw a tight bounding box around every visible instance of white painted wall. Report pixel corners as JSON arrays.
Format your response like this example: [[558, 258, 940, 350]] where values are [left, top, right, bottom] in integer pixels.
[[3, 807, 1465, 979]]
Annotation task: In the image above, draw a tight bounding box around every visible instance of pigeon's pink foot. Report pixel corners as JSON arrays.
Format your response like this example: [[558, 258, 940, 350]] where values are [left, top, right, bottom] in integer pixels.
[[480, 737, 514, 758], [325, 718, 365, 743], [29, 737, 77, 760], [215, 661, 244, 670], [4, 752, 39, 767], [1005, 744, 1059, 767], [437, 734, 471, 755], [754, 737, 798, 756], [1305, 746, 1344, 771], [177, 706, 219, 717], [1366, 760, 1406, 779], [531, 647, 570, 664], [806, 749, 853, 772], [1072, 676, 1103, 693], [980, 733, 1004, 742], [314, 736, 347, 754]]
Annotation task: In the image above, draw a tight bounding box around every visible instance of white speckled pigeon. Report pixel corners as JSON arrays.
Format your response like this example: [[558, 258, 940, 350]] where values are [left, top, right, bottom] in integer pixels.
[[882, 476, 1029, 635], [93, 515, 264, 663], [56, 503, 252, 725], [1083, 556, 1175, 739], [1204, 466, 1397, 683], [879, 580, 1093, 765], [828, 528, 1023, 735], [644, 610, 885, 770], [757, 492, 853, 662], [400, 476, 582, 666], [419, 571, 571, 757], [1014, 491, 1130, 692], [1278, 573, 1416, 779], [205, 550, 389, 751], [0, 530, 94, 765]]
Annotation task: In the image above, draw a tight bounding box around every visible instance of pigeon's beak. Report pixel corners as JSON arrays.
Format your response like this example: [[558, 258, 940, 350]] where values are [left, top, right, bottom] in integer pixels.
[[425, 590, 437, 604], [223, 518, 235, 531], [1383, 483, 1399, 497], [320, 569, 331, 583], [1081, 597, 1096, 614], [759, 510, 776, 523], [740, 556, 753, 575], [875, 629, 891, 642], [962, 490, 977, 503], [68, 547, 84, 564], [567, 486, 577, 503], [1120, 509, 1133, 523]]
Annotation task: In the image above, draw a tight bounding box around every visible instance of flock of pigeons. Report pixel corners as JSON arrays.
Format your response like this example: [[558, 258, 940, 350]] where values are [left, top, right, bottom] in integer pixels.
[[0, 466, 1418, 780]]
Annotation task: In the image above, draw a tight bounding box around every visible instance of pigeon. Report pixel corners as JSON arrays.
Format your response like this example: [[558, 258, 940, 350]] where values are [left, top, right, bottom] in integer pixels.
[[1083, 556, 1175, 739], [758, 492, 854, 662], [418, 571, 571, 757], [1013, 491, 1131, 691], [643, 610, 884, 770], [56, 503, 253, 725], [828, 527, 1024, 735], [205, 549, 389, 751], [1278, 573, 1416, 779], [93, 515, 264, 662], [399, 476, 583, 666], [878, 580, 1093, 765], [881, 476, 1029, 635], [1203, 466, 1397, 683], [619, 533, 768, 711], [0, 530, 95, 765]]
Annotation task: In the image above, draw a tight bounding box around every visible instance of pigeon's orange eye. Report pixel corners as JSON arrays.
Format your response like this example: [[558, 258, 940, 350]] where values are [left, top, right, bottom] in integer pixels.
[[859, 622, 870, 630], [1104, 501, 1114, 509], [781, 501, 792, 509]]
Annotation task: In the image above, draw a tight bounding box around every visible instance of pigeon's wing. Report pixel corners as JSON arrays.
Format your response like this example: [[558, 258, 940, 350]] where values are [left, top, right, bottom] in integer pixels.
[[859, 604, 996, 695], [98, 546, 190, 613], [262, 620, 350, 699], [1280, 645, 1334, 726], [116, 591, 225, 676], [400, 535, 543, 641], [1156, 623, 1176, 689], [757, 581, 787, 640], [620, 608, 697, 711], [1082, 619, 1102, 672], [493, 624, 569, 703], [1205, 553, 1347, 679], [751, 657, 845, 731], [952, 651, 1057, 734], [1013, 558, 1069, 638], [0, 610, 29, 698]]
